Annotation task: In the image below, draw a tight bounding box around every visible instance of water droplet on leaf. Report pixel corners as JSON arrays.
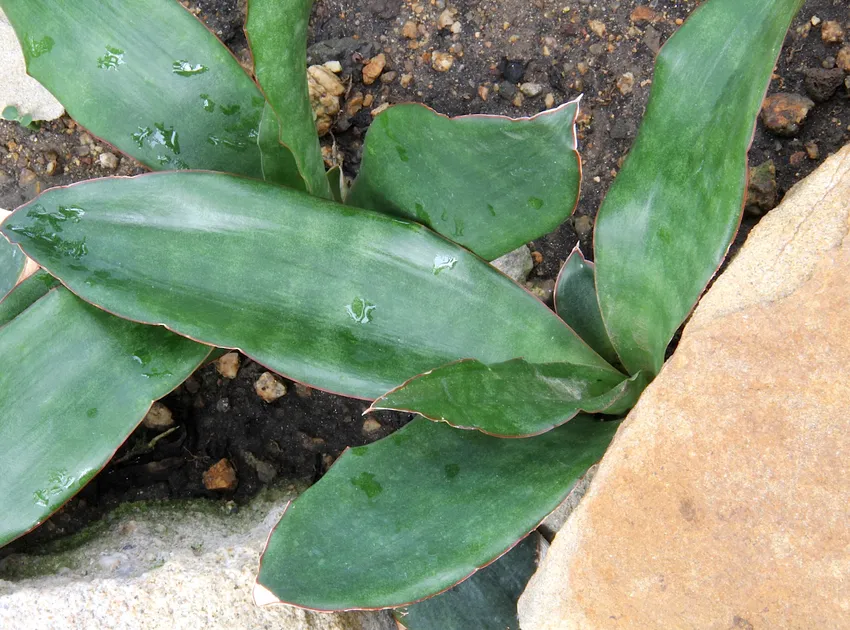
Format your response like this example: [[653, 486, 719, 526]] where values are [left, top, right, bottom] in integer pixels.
[[26, 35, 54, 58], [432, 254, 458, 275], [351, 472, 383, 498], [172, 60, 209, 76], [200, 94, 216, 112], [97, 46, 125, 70], [346, 297, 376, 324], [32, 469, 75, 507]]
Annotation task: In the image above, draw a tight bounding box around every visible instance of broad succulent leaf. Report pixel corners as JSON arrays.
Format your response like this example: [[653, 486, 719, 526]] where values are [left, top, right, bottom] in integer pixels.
[[593, 0, 805, 375], [258, 102, 307, 190], [348, 101, 582, 261], [393, 533, 541, 630], [0, 172, 619, 401], [326, 165, 346, 203], [0, 288, 209, 547], [370, 358, 639, 437], [0, 269, 58, 327], [0, 236, 24, 300], [255, 415, 619, 610], [246, 0, 332, 198], [0, 0, 300, 182], [554, 245, 619, 366]]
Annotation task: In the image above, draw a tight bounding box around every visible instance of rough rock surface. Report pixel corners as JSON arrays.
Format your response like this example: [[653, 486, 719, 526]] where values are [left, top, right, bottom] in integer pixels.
[[519, 144, 850, 629], [491, 245, 534, 283], [0, 488, 395, 630], [0, 9, 63, 121]]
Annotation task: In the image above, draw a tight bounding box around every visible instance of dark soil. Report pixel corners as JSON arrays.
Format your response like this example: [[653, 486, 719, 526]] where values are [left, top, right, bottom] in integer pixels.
[[1, 0, 847, 554]]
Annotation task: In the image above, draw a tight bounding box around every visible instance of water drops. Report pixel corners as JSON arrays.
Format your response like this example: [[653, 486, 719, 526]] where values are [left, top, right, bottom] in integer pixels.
[[395, 145, 409, 162], [487, 203, 497, 217], [453, 218, 465, 237], [132, 123, 180, 154], [29, 204, 85, 227], [172, 60, 208, 76], [159, 125, 180, 153], [26, 35, 54, 58], [432, 254, 458, 275], [33, 469, 75, 507], [219, 104, 241, 116], [97, 46, 125, 70], [346, 297, 376, 324], [207, 135, 248, 151], [200, 94, 216, 112], [132, 123, 184, 168], [130, 349, 172, 378], [527, 197, 544, 210], [351, 472, 383, 499], [132, 348, 152, 366], [143, 367, 174, 380], [5, 205, 88, 260], [444, 463, 460, 480]]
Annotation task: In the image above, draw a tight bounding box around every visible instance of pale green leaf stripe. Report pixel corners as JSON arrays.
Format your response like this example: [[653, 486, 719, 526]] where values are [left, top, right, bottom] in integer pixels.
[[247, 0, 332, 198], [1, 172, 619, 401], [593, 0, 805, 375], [348, 102, 582, 261], [257, 416, 619, 610], [0, 288, 209, 547]]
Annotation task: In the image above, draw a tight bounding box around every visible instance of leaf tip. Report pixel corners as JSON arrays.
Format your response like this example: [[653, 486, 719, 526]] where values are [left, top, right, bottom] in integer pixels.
[[253, 582, 282, 607]]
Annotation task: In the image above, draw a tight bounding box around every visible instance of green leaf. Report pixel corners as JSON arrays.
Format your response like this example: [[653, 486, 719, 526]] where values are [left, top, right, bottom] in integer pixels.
[[0, 236, 25, 300], [258, 102, 306, 190], [246, 0, 331, 199], [347, 101, 582, 261], [0, 288, 209, 547], [0, 269, 59, 327], [393, 533, 541, 630], [370, 358, 636, 436], [554, 245, 619, 366], [255, 415, 619, 610], [2, 105, 19, 120], [0, 0, 299, 180], [594, 370, 648, 416], [326, 165, 346, 203], [593, 0, 805, 375], [1, 172, 619, 400]]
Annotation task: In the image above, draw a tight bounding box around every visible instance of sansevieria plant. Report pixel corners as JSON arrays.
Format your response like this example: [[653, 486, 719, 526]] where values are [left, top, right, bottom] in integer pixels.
[[0, 0, 804, 625]]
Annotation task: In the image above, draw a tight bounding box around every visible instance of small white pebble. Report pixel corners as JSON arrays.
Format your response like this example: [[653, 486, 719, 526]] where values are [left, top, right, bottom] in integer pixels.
[[215, 352, 240, 379], [142, 402, 173, 430], [323, 60, 343, 73], [255, 372, 287, 403]]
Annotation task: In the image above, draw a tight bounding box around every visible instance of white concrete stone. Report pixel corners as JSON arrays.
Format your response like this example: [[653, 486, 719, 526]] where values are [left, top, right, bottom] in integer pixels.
[[0, 488, 395, 630], [0, 9, 64, 121]]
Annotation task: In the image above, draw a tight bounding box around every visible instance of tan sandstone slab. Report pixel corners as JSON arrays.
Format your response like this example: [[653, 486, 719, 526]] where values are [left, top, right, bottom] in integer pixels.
[[518, 144, 850, 629]]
